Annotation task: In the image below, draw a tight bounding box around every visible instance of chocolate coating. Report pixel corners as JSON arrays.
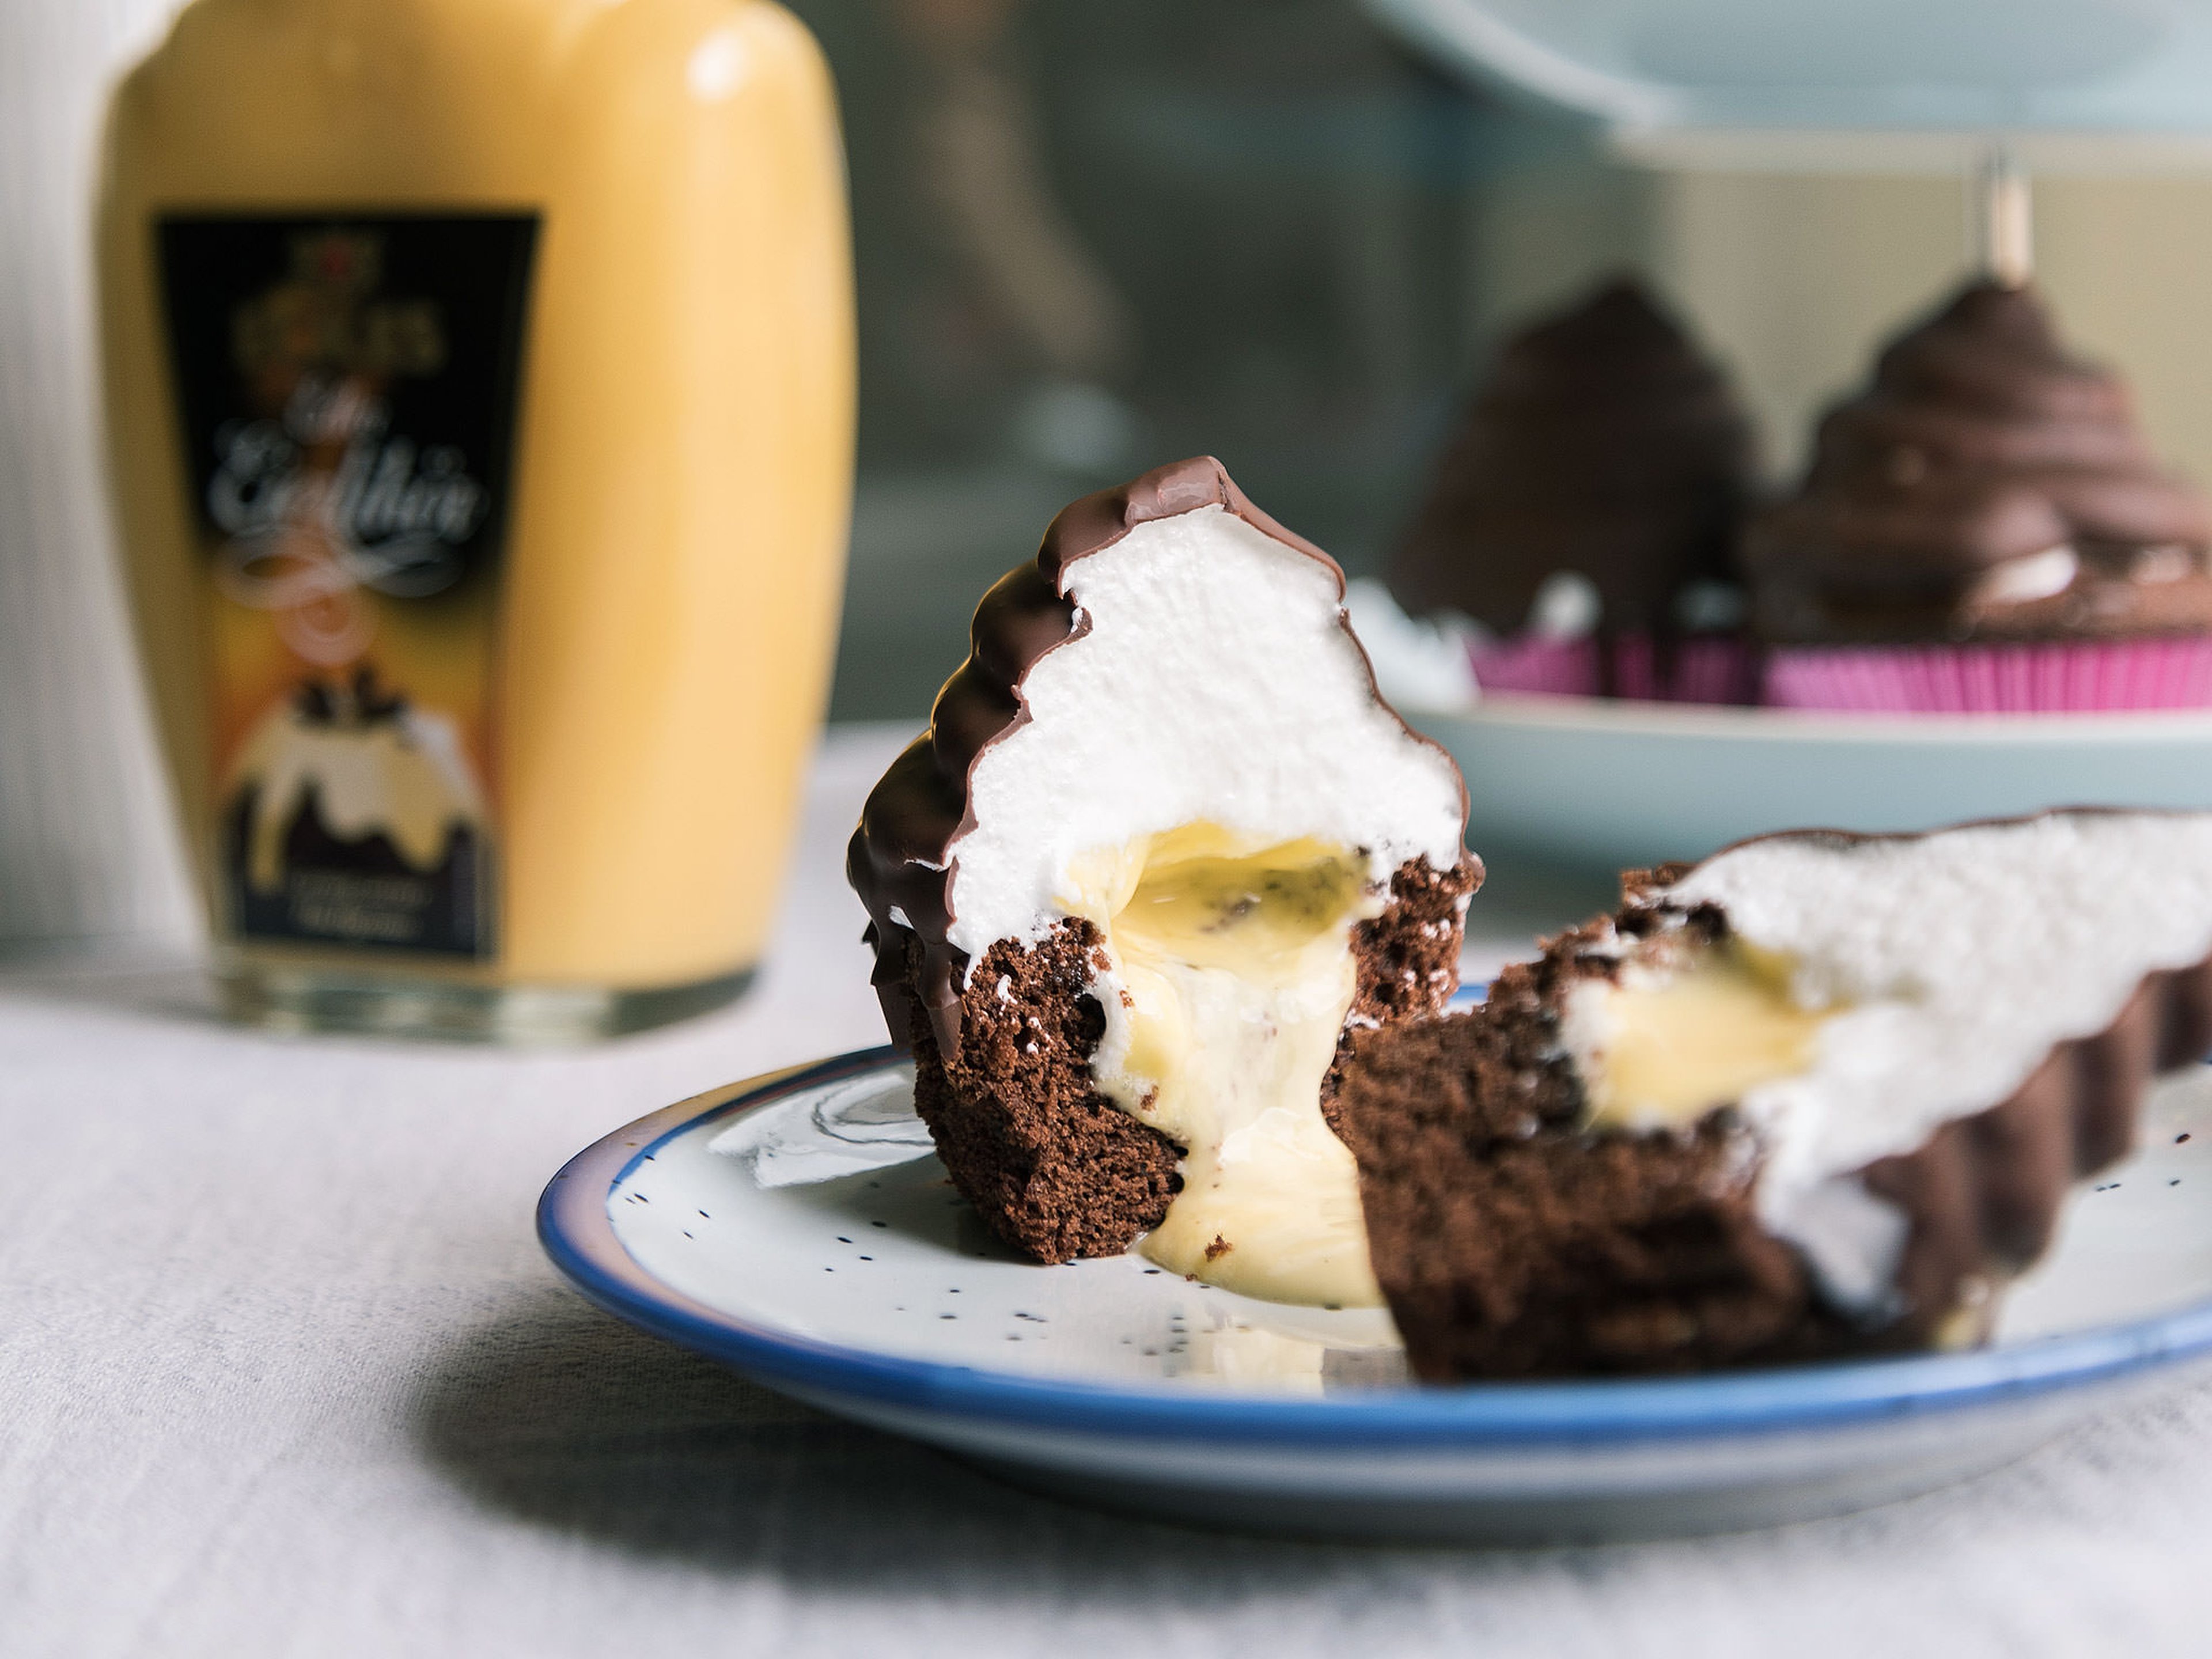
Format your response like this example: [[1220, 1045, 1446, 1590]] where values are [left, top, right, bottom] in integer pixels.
[[847, 454, 1469, 1062], [1390, 277, 1756, 637], [1748, 280, 2212, 644], [1864, 957, 2212, 1338]]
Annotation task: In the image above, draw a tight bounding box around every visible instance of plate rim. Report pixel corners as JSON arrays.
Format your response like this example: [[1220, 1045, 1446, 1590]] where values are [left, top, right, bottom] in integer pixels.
[[537, 1050, 2212, 1448], [1415, 694, 2212, 747]]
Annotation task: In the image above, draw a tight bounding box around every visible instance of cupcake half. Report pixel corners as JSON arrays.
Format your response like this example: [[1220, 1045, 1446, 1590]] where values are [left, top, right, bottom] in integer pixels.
[[1335, 809, 2212, 1378], [1390, 278, 1759, 704], [1748, 279, 2212, 713], [849, 457, 1479, 1308]]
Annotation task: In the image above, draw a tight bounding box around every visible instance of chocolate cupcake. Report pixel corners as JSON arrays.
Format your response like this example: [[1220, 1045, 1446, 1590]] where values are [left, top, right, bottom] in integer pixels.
[[1391, 278, 1759, 704], [1748, 279, 2212, 712], [1335, 809, 2212, 1378], [850, 457, 1479, 1308]]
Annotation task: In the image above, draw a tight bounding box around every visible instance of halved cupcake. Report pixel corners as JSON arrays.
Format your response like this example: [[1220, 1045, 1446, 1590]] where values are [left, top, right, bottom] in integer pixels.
[[849, 456, 1479, 1308], [1336, 810, 2212, 1378]]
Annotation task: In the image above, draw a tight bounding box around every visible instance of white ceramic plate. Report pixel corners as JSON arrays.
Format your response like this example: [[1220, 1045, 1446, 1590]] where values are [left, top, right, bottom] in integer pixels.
[[1414, 698, 2212, 874], [539, 1039, 2212, 1543]]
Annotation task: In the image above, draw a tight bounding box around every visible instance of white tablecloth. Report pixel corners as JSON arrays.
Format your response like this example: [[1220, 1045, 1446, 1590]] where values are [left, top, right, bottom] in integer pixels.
[[9, 722, 2212, 1659]]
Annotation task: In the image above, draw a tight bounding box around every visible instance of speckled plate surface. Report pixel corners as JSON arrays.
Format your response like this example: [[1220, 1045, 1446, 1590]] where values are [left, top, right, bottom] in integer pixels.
[[539, 1044, 2212, 1543]]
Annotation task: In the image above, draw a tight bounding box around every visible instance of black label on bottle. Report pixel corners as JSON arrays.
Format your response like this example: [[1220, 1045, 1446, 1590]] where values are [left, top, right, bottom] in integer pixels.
[[155, 213, 537, 959]]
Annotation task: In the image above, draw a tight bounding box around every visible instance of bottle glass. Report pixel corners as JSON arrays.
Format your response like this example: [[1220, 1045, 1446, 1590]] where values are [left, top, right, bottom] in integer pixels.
[[98, 0, 855, 1040]]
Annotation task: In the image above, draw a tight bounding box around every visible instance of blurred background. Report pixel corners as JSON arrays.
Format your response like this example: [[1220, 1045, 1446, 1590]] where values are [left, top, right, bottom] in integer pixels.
[[811, 0, 1578, 718], [20, 0, 2212, 948], [792, 0, 2212, 721]]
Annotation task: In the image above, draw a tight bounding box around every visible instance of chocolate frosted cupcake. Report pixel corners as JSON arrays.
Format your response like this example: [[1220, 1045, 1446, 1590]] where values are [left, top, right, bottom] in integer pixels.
[[1391, 278, 1758, 704], [850, 457, 1478, 1308], [1749, 279, 2212, 712], [1337, 809, 2212, 1379]]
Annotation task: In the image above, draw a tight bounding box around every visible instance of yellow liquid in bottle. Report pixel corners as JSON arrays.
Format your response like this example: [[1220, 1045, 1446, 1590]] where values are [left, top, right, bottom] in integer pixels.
[[97, 0, 854, 1037]]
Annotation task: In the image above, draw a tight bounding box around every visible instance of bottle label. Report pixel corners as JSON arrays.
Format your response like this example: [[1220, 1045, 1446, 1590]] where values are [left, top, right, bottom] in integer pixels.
[[156, 214, 537, 959]]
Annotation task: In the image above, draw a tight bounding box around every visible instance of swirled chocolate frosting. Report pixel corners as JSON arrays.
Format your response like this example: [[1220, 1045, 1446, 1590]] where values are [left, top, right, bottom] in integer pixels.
[[849, 455, 1463, 1062], [1390, 278, 1755, 635], [1747, 279, 2212, 644]]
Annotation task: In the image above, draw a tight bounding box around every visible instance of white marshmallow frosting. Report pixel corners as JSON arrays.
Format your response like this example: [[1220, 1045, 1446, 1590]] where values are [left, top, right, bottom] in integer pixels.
[[1649, 811, 2212, 1310], [942, 505, 1467, 963]]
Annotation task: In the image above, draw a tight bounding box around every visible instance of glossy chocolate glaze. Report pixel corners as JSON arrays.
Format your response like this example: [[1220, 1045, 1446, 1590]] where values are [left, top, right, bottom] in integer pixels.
[[1748, 280, 2212, 643], [847, 454, 1467, 1062], [1867, 957, 2212, 1340], [1390, 278, 1755, 637]]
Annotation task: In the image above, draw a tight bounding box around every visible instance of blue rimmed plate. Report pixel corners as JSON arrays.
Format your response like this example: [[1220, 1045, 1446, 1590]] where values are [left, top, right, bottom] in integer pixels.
[[538, 1047, 2212, 1542]]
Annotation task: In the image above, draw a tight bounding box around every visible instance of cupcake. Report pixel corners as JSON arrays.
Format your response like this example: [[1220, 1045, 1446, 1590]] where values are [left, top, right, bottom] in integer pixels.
[[850, 457, 1478, 1306], [1748, 279, 2212, 713], [1336, 809, 2212, 1378], [1389, 278, 1759, 704]]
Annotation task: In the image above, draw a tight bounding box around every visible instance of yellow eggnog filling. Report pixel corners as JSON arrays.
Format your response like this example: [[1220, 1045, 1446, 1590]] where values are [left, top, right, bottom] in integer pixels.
[[1059, 823, 1384, 1308], [1571, 939, 1832, 1131]]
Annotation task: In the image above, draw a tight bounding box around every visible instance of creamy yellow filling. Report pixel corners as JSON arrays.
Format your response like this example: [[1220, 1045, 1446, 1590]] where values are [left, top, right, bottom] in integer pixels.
[[1059, 823, 1383, 1308], [1574, 940, 1831, 1131]]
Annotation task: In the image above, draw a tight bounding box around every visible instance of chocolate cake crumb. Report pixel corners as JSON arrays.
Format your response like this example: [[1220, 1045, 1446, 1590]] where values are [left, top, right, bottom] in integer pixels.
[[900, 917, 1183, 1263], [1321, 856, 1481, 1134], [1336, 1008, 1835, 1380], [895, 854, 1475, 1266]]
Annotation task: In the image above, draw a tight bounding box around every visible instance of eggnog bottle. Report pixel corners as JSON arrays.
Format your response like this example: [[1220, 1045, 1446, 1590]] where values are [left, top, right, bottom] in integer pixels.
[[98, 0, 854, 1040]]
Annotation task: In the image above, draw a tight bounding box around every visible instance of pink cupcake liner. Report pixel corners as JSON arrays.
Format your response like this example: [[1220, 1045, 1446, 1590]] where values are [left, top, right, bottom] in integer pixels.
[[1468, 633, 1758, 706], [1763, 638, 2212, 714], [1611, 634, 1760, 706], [1467, 635, 1601, 698]]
